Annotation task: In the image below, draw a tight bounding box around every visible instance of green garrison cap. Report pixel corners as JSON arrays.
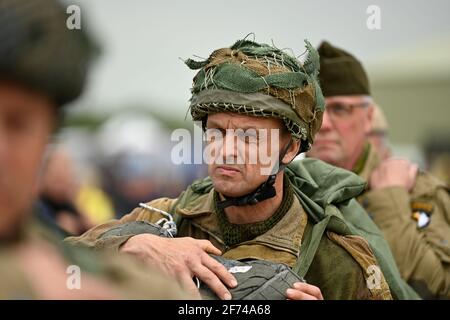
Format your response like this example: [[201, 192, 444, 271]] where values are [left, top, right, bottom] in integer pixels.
[[185, 39, 325, 153], [0, 0, 98, 106], [317, 41, 370, 97]]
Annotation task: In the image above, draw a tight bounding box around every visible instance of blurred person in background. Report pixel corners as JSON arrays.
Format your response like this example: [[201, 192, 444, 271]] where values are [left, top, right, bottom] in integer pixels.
[[103, 152, 167, 217], [50, 129, 116, 226], [307, 40, 450, 299], [425, 140, 450, 188], [96, 112, 197, 217], [37, 147, 95, 237], [76, 170, 116, 226], [0, 0, 188, 299]]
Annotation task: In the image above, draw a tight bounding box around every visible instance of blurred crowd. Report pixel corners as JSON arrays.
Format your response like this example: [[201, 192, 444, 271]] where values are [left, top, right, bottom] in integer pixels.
[[36, 114, 207, 237]]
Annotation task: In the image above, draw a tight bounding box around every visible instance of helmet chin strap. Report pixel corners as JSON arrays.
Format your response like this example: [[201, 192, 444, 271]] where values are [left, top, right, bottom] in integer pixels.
[[216, 140, 293, 210]]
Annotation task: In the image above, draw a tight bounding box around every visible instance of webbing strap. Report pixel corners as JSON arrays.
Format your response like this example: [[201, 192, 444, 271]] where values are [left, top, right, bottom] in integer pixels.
[[292, 215, 331, 278]]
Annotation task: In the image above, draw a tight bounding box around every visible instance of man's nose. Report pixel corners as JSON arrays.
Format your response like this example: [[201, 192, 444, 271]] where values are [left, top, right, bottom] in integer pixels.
[[320, 110, 334, 131], [222, 132, 238, 162]]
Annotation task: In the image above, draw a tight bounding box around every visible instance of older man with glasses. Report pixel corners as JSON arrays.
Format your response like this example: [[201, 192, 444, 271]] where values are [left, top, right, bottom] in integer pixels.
[[307, 41, 450, 299]]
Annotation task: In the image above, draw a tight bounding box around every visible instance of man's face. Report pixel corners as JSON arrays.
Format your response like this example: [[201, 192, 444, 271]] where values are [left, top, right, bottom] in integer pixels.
[[0, 81, 55, 237], [307, 95, 373, 170], [206, 113, 295, 198]]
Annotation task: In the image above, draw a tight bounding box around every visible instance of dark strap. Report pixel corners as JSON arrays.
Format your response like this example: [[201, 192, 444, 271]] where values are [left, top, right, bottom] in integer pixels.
[[216, 174, 277, 209]]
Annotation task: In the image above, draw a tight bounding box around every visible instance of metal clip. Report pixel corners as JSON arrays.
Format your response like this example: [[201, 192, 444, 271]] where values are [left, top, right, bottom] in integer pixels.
[[139, 203, 178, 237]]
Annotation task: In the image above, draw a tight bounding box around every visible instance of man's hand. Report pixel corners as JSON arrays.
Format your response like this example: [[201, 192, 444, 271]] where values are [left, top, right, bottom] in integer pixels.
[[370, 158, 418, 192], [120, 234, 237, 300], [286, 282, 324, 300]]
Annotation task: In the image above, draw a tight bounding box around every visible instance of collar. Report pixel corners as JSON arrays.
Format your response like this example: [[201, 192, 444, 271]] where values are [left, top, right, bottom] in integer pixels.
[[214, 176, 294, 247], [352, 142, 380, 183], [173, 181, 308, 265]]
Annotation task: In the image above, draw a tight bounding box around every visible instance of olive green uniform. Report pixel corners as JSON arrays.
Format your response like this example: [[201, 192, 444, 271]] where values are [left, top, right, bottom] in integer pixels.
[[356, 143, 450, 299]]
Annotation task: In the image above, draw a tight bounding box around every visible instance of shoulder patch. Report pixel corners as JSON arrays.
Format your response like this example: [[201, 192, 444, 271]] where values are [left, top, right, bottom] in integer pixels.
[[411, 201, 434, 214]]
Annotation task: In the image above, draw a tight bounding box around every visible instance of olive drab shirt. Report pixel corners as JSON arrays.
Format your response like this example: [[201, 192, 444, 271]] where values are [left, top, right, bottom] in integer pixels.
[[356, 143, 450, 299], [0, 220, 190, 300], [67, 168, 394, 300]]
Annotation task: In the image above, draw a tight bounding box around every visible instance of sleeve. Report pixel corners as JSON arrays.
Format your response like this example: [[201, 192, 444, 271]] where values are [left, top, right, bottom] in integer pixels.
[[64, 197, 177, 253], [361, 186, 450, 298]]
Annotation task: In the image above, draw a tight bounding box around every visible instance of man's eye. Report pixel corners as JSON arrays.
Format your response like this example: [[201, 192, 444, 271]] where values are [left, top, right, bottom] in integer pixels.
[[334, 104, 347, 112], [330, 104, 351, 115]]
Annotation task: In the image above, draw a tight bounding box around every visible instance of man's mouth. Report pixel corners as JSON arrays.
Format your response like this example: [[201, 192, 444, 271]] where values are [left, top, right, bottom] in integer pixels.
[[215, 165, 241, 175]]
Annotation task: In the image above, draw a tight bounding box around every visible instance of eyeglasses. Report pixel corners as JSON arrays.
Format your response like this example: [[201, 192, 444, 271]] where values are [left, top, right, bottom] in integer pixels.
[[325, 102, 369, 120]]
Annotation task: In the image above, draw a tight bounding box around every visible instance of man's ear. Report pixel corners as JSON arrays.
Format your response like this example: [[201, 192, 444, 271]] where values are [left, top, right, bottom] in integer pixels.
[[282, 139, 301, 164], [364, 104, 374, 135]]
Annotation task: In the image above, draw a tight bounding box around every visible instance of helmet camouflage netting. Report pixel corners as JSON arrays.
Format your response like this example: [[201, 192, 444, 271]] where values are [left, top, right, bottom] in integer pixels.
[[185, 39, 325, 153]]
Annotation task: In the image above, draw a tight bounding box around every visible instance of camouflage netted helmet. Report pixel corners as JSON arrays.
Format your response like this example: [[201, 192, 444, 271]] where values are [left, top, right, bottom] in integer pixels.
[[0, 0, 98, 106], [185, 39, 325, 153]]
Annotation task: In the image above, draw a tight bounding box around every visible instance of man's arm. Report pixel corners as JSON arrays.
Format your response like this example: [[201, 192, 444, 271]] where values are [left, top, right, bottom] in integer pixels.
[[65, 197, 177, 252], [363, 158, 450, 299], [362, 186, 450, 298], [65, 197, 238, 300]]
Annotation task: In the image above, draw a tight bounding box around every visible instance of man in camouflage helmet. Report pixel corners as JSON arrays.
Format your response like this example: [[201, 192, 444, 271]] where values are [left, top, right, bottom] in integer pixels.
[[68, 38, 418, 300], [307, 40, 450, 299], [0, 0, 189, 299]]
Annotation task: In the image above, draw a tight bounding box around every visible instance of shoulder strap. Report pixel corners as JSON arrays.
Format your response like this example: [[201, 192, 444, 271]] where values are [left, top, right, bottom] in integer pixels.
[[292, 215, 331, 278]]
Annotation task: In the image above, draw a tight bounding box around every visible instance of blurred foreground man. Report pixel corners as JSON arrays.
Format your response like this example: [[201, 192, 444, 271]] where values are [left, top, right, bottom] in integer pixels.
[[0, 0, 188, 299], [307, 41, 450, 299], [68, 39, 418, 300]]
